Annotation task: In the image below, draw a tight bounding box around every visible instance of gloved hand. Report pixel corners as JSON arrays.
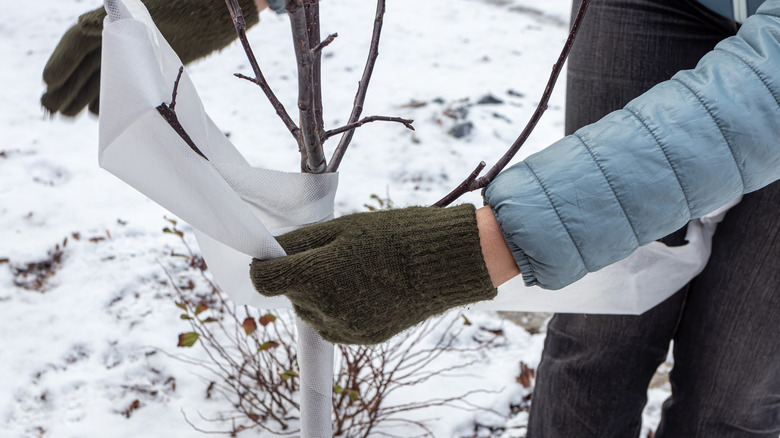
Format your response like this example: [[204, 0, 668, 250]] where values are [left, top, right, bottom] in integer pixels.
[[250, 204, 497, 345], [41, 0, 260, 116]]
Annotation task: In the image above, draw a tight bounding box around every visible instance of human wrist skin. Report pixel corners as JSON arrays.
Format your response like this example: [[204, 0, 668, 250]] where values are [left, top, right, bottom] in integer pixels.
[[476, 206, 521, 287], [255, 0, 269, 10]]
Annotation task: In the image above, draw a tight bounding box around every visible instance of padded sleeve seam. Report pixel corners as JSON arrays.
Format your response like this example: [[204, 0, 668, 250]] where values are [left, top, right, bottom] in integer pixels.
[[623, 106, 693, 214], [670, 77, 746, 192], [524, 161, 589, 270], [755, 11, 780, 19], [573, 133, 640, 246], [715, 47, 780, 112]]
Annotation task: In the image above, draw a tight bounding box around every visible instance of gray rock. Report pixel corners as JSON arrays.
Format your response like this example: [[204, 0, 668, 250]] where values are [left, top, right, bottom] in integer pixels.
[[477, 94, 504, 105], [448, 121, 474, 138]]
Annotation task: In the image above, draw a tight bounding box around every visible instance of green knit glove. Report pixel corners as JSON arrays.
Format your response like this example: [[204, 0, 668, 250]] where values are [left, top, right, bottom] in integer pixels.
[[250, 205, 497, 345], [41, 0, 259, 116]]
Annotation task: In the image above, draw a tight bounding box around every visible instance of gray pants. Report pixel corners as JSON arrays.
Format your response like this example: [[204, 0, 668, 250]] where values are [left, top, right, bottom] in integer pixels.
[[527, 1, 780, 437]]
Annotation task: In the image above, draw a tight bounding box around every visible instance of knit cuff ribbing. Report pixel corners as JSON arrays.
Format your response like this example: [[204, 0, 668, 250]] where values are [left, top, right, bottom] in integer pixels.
[[405, 205, 497, 309]]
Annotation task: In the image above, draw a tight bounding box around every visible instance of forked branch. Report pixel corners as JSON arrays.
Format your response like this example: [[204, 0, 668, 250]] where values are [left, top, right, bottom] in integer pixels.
[[434, 0, 591, 207], [226, 0, 403, 173], [224, 0, 300, 141], [157, 66, 210, 161]]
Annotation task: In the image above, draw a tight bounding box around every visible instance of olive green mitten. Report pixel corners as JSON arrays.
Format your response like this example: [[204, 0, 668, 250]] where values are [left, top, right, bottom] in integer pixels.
[[250, 205, 497, 345], [41, 0, 259, 116]]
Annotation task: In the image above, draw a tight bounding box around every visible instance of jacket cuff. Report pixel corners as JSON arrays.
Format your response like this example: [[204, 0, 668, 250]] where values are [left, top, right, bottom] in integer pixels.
[[482, 153, 591, 291], [490, 214, 540, 287], [267, 0, 286, 13]]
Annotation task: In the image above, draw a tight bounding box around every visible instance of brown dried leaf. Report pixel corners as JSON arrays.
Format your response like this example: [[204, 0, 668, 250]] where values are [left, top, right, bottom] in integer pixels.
[[123, 399, 141, 418], [401, 100, 428, 108], [480, 326, 504, 337], [242, 317, 257, 335], [516, 361, 536, 388], [259, 313, 276, 326]]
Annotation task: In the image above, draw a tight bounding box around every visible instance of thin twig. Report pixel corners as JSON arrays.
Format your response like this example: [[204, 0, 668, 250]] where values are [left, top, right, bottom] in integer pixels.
[[434, 0, 591, 207], [181, 409, 236, 435], [313, 32, 338, 53], [156, 66, 209, 161], [432, 161, 486, 207], [224, 0, 300, 141], [324, 115, 414, 140], [326, 0, 386, 172], [168, 67, 183, 111]]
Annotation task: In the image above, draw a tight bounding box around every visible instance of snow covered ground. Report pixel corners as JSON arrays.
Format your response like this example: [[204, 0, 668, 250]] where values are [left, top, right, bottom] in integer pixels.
[[0, 0, 671, 436]]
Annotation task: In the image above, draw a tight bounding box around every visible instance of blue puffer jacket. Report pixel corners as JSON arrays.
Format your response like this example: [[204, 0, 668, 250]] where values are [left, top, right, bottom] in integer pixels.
[[484, 0, 780, 290]]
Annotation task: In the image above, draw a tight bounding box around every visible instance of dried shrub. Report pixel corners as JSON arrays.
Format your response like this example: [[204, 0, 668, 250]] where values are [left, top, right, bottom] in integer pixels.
[[160, 220, 500, 436], [332, 317, 500, 437], [11, 239, 66, 292]]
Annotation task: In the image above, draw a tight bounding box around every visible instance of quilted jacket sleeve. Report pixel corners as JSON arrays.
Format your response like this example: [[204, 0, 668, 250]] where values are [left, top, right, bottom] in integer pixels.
[[483, 0, 780, 290]]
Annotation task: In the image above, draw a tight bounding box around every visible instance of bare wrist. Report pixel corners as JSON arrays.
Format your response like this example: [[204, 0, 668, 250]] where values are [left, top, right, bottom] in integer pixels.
[[254, 0, 269, 11], [476, 205, 521, 287]]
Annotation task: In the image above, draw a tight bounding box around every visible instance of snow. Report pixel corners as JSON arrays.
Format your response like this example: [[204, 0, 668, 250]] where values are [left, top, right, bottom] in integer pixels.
[[0, 0, 669, 436]]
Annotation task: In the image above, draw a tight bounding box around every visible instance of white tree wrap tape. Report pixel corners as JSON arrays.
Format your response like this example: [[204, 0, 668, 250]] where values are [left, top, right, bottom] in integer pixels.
[[97, 0, 737, 435]]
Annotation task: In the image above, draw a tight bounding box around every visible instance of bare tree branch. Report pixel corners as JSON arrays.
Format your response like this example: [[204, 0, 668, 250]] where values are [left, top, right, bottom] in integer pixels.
[[156, 66, 209, 161], [313, 32, 338, 53], [324, 115, 414, 140], [434, 0, 591, 207], [326, 0, 387, 173], [286, 0, 327, 173], [305, 0, 326, 156], [432, 161, 486, 207], [224, 0, 300, 141]]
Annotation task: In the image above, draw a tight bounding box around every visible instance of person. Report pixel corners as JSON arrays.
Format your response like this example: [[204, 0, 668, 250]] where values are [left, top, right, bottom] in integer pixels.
[[524, 1, 780, 437], [42, 0, 780, 435]]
